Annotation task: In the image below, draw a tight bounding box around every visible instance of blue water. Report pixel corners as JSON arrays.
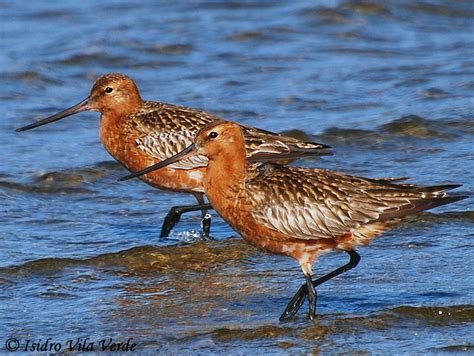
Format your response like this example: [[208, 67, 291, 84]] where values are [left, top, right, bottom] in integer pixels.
[[1, 0, 473, 353]]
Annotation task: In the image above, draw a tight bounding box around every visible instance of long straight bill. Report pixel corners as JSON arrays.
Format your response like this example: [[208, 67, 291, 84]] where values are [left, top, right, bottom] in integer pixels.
[[118, 144, 197, 181], [16, 97, 91, 132]]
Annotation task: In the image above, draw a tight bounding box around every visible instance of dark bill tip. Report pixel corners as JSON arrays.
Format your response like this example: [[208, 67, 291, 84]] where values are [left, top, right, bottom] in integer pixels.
[[16, 97, 91, 132]]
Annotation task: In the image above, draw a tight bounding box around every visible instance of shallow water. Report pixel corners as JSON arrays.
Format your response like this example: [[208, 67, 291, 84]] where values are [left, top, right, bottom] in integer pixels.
[[1, 0, 473, 353]]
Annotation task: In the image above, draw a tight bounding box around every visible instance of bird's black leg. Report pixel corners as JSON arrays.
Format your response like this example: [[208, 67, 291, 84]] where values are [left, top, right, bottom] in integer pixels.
[[279, 250, 361, 321], [160, 203, 213, 238], [201, 212, 212, 238], [306, 274, 317, 320], [193, 193, 212, 239], [280, 283, 307, 320]]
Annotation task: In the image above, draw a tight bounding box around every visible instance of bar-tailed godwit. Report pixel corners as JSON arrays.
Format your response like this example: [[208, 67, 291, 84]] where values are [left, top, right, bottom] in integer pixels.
[[120, 121, 466, 320], [17, 73, 330, 238]]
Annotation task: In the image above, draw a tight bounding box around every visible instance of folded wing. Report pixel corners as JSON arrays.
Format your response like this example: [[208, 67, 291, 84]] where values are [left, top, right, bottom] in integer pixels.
[[247, 164, 465, 240]]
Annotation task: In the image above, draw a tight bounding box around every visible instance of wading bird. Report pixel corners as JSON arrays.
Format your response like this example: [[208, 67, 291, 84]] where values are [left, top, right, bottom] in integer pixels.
[[120, 121, 466, 320], [17, 73, 330, 238]]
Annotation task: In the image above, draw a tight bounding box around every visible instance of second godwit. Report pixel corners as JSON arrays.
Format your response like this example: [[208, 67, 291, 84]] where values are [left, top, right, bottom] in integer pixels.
[[121, 121, 466, 320], [16, 73, 330, 238]]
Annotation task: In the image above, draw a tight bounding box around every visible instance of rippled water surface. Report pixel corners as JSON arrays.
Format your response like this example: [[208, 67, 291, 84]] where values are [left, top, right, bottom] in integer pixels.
[[1, 0, 473, 353]]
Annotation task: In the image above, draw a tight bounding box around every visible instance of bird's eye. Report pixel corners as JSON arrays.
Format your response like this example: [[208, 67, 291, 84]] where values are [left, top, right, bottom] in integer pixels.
[[208, 131, 219, 139], [105, 87, 114, 93]]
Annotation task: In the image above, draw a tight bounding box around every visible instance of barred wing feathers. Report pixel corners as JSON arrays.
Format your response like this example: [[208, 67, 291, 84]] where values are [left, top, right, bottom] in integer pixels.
[[247, 164, 464, 240], [132, 102, 329, 169]]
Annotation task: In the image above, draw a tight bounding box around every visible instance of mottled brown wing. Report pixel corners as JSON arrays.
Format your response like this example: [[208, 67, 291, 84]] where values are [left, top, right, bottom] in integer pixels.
[[132, 102, 329, 169], [240, 124, 329, 159], [132, 101, 216, 169], [246, 164, 462, 240]]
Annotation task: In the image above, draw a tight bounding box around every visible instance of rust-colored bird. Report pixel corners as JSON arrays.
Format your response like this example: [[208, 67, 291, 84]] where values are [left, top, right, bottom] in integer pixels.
[[120, 121, 466, 320], [16, 73, 330, 238]]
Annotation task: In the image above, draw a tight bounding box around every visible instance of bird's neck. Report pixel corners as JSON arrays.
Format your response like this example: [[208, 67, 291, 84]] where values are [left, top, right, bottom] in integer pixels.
[[204, 145, 247, 207], [102, 96, 142, 122], [99, 103, 141, 164]]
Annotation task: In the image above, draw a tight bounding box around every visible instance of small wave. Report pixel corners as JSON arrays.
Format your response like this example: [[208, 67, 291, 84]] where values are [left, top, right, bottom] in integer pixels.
[[58, 53, 132, 67], [304, 1, 391, 24], [407, 3, 474, 19], [198, 1, 279, 10], [328, 304, 474, 329], [305, 7, 351, 25], [6, 71, 61, 86], [341, 1, 391, 16], [0, 180, 92, 194], [293, 304, 474, 335], [379, 115, 459, 139], [0, 161, 121, 195], [305, 1, 473, 24], [408, 210, 474, 223], [0, 239, 256, 278], [429, 344, 474, 352], [146, 44, 194, 55], [316, 115, 472, 147], [319, 127, 384, 144], [388, 304, 474, 324], [419, 87, 451, 100], [210, 324, 297, 342], [42, 160, 123, 182], [228, 31, 276, 43]]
